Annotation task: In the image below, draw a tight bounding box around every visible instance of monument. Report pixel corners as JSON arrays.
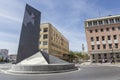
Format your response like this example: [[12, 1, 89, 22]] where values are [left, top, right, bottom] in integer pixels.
[[8, 4, 77, 74], [16, 4, 41, 63]]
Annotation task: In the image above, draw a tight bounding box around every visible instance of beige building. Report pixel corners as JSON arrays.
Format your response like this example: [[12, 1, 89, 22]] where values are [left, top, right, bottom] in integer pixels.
[[85, 15, 120, 63], [39, 23, 69, 58]]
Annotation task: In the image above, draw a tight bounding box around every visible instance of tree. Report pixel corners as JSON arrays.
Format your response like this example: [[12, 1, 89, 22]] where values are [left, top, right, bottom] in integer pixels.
[[68, 51, 90, 62], [0, 57, 4, 62], [69, 51, 76, 62], [82, 53, 90, 60]]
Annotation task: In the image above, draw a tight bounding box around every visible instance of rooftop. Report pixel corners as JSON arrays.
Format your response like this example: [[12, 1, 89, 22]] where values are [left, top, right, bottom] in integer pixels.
[[86, 15, 120, 21]]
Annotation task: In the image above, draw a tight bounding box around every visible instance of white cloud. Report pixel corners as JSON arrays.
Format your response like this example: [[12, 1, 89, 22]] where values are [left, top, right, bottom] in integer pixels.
[[0, 32, 19, 54], [36, 0, 120, 52], [0, 32, 19, 41], [34, 0, 96, 51], [0, 0, 25, 23], [0, 13, 21, 23], [0, 41, 18, 54], [0, 0, 25, 54]]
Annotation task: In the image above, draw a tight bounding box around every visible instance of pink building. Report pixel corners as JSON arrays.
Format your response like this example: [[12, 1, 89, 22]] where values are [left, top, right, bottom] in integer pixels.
[[85, 15, 120, 63]]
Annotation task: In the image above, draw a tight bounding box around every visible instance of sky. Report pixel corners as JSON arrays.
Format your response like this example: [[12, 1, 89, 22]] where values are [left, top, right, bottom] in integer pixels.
[[0, 0, 120, 54]]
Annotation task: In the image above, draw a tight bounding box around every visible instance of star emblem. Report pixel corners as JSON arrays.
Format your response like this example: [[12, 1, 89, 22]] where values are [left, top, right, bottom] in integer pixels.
[[23, 10, 35, 26]]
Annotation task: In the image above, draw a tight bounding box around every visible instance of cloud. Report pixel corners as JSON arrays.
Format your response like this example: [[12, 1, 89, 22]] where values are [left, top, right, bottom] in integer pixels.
[[0, 0, 25, 25], [0, 32, 19, 42], [0, 0, 25, 54], [0, 12, 21, 23], [32, 0, 99, 51], [0, 41, 18, 54], [34, 0, 120, 52], [0, 32, 19, 54]]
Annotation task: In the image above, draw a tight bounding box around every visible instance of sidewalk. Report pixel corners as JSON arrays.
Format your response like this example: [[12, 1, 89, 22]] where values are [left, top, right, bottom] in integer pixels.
[[76, 62, 120, 67], [91, 63, 120, 67]]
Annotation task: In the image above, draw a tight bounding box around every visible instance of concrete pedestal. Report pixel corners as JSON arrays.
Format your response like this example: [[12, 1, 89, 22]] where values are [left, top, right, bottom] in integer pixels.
[[8, 63, 77, 74]]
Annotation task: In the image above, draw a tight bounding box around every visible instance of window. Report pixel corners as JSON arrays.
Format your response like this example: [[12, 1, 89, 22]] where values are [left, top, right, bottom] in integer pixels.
[[97, 45, 100, 49], [112, 27, 115, 31], [109, 19, 114, 24], [91, 37, 94, 42], [92, 54, 95, 59], [113, 35, 117, 40], [102, 36, 105, 41], [109, 44, 112, 49], [115, 43, 118, 48], [95, 29, 98, 32], [118, 26, 120, 30], [98, 54, 101, 59], [106, 28, 109, 31], [98, 20, 103, 25], [103, 44, 106, 49], [96, 37, 99, 41], [104, 19, 108, 24], [91, 45, 94, 50], [101, 29, 103, 32], [108, 35, 111, 40], [88, 22, 92, 26], [43, 34, 48, 39], [93, 21, 97, 26], [115, 18, 120, 23], [90, 30, 92, 33], [43, 28, 48, 32], [43, 41, 48, 45], [110, 53, 113, 56], [104, 53, 107, 59], [116, 53, 119, 58]]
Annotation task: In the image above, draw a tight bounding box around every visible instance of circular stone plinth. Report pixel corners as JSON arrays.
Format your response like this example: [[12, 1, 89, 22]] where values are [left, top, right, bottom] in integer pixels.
[[8, 63, 78, 74]]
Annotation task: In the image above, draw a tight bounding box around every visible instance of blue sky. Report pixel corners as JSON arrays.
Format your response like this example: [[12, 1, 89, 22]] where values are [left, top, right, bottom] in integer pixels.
[[0, 0, 120, 54]]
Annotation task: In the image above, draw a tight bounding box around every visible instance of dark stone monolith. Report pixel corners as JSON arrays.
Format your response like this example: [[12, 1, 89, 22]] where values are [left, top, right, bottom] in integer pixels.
[[16, 4, 41, 63]]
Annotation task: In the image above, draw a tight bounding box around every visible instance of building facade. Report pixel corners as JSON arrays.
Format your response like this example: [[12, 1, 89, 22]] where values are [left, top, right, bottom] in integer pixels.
[[85, 15, 120, 63], [8, 54, 17, 61], [0, 49, 9, 60], [39, 23, 69, 58]]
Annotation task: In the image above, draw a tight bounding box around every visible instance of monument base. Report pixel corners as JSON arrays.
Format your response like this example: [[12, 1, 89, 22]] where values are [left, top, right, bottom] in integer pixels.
[[8, 51, 78, 74], [8, 63, 77, 74]]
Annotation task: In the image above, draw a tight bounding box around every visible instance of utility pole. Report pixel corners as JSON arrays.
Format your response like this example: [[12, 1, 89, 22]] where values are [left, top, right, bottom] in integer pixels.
[[82, 44, 85, 55]]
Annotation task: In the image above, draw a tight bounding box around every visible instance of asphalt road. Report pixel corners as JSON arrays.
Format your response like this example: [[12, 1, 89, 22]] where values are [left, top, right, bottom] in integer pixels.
[[0, 64, 120, 80]]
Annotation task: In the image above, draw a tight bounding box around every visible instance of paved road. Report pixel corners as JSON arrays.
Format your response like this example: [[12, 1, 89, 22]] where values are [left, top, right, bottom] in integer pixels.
[[0, 64, 120, 80]]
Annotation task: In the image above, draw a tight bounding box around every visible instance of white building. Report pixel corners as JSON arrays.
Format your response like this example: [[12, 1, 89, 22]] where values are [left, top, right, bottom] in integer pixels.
[[8, 54, 17, 61], [0, 49, 9, 60]]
